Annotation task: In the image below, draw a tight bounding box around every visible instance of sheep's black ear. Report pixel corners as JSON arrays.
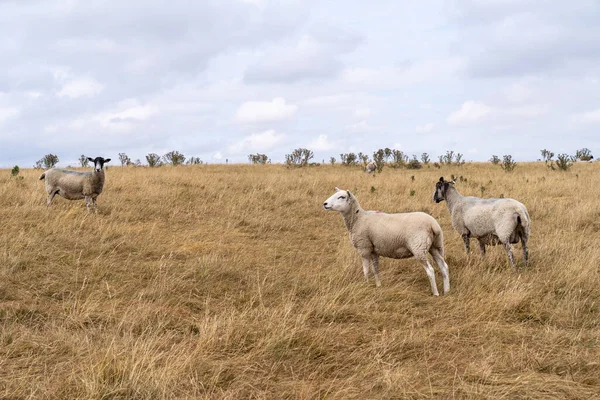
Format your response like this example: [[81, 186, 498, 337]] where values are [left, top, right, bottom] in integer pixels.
[[87, 157, 94, 162], [346, 190, 352, 199], [439, 177, 444, 183], [104, 158, 111, 163]]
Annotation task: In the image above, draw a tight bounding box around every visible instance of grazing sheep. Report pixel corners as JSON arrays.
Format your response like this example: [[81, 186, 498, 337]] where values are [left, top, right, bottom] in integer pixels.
[[433, 177, 530, 269], [365, 161, 377, 174], [39, 156, 111, 212], [323, 187, 450, 296]]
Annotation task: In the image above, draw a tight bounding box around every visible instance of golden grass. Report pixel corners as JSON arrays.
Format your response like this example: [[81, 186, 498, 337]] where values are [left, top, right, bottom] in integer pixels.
[[1, 162, 599, 399]]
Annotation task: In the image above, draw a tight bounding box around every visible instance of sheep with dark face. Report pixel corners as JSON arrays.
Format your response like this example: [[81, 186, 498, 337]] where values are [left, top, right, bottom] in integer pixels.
[[324, 187, 450, 296], [39, 156, 111, 212], [433, 177, 530, 268]]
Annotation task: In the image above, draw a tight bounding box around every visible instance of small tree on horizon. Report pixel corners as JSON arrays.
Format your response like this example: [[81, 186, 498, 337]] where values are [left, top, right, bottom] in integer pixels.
[[248, 153, 269, 164], [575, 148, 593, 161], [146, 153, 162, 167], [500, 155, 517, 172], [79, 155, 89, 168], [285, 148, 313, 167], [163, 151, 186, 166], [35, 154, 59, 169], [187, 156, 203, 165], [118, 152, 131, 167]]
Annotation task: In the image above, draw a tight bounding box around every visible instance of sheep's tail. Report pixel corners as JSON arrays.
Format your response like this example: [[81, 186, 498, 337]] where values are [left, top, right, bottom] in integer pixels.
[[514, 208, 531, 238], [431, 221, 445, 256], [39, 172, 46, 180]]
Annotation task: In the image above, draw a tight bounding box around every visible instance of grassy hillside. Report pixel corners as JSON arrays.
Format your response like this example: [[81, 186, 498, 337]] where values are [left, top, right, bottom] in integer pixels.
[[1, 162, 599, 399]]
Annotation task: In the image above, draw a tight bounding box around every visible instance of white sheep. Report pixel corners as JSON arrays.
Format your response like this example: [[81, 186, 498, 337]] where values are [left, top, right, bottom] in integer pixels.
[[39, 156, 111, 212], [323, 187, 450, 296], [365, 161, 377, 174], [433, 177, 530, 268]]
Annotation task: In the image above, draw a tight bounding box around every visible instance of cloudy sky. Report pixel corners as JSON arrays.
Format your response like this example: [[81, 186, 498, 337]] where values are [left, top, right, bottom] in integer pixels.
[[1, 0, 599, 167]]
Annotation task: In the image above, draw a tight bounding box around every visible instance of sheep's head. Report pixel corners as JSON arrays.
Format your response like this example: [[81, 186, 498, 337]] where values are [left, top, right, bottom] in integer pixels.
[[87, 156, 111, 172], [323, 187, 353, 212], [433, 177, 454, 203]]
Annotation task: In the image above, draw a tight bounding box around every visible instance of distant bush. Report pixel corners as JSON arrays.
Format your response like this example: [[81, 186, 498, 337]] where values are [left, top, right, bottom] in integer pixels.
[[438, 150, 464, 166], [490, 155, 500, 165], [406, 155, 422, 170], [248, 153, 269, 164], [500, 155, 517, 172], [420, 153, 430, 165], [119, 152, 131, 167], [329, 157, 336, 165], [555, 154, 574, 171], [146, 153, 162, 167], [340, 153, 359, 167], [575, 148, 593, 161], [357, 152, 370, 167], [389, 150, 408, 168], [187, 157, 203, 165], [11, 165, 19, 177], [541, 149, 555, 169], [79, 155, 89, 168], [35, 154, 59, 169], [542, 149, 574, 171], [285, 148, 313, 168], [163, 151, 185, 166]]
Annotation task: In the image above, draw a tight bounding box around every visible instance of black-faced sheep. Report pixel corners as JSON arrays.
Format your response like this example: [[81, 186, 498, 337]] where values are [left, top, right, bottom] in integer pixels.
[[433, 177, 530, 268], [39, 156, 111, 213]]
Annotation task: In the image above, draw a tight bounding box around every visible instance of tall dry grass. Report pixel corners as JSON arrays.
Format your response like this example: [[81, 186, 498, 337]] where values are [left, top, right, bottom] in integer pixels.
[[1, 162, 599, 399]]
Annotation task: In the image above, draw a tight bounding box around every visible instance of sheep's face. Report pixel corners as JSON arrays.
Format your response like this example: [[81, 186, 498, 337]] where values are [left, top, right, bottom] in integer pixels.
[[323, 187, 352, 212], [433, 177, 453, 203], [87, 156, 111, 172]]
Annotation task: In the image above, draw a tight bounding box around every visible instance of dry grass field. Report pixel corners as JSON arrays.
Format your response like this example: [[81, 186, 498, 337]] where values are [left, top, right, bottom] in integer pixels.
[[1, 162, 599, 399]]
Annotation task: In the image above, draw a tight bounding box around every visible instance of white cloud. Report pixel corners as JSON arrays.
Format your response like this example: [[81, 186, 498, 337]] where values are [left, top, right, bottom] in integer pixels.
[[416, 123, 435, 133], [576, 108, 600, 124], [346, 120, 380, 133], [69, 100, 156, 133], [353, 108, 372, 119], [0, 107, 19, 125], [228, 129, 284, 153], [234, 97, 297, 124], [308, 134, 335, 151], [342, 58, 464, 89], [447, 101, 492, 125], [57, 77, 104, 98], [213, 151, 223, 160]]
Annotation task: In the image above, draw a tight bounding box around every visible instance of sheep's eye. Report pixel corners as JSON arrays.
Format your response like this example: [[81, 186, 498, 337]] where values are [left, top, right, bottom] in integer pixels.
[[338, 196, 346, 199]]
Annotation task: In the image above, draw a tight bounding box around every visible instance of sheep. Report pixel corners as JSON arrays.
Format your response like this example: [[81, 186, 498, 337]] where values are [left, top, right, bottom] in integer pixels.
[[39, 156, 111, 212], [323, 187, 450, 296], [433, 177, 530, 269], [365, 161, 377, 174]]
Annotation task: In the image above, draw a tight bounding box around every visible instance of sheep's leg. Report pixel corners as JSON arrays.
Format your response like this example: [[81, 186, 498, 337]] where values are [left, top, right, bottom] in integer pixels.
[[503, 242, 516, 270], [371, 256, 381, 288], [46, 190, 58, 207], [462, 234, 471, 253], [478, 240, 486, 256], [430, 249, 450, 294], [361, 257, 370, 281], [92, 197, 98, 213], [521, 236, 529, 267], [85, 196, 92, 212], [419, 257, 439, 296]]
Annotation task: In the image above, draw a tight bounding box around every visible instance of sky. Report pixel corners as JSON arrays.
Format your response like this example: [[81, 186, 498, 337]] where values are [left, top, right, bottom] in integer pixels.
[[1, 0, 599, 167]]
